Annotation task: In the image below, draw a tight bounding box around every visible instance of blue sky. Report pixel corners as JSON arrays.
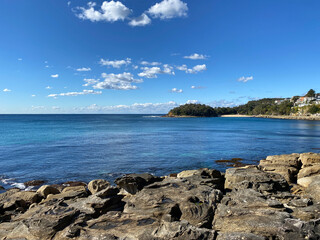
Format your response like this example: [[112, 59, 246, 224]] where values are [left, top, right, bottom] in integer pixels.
[[0, 0, 319, 113]]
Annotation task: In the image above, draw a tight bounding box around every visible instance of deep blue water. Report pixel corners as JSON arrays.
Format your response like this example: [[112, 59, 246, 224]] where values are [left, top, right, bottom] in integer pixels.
[[1, 114, 320, 189]]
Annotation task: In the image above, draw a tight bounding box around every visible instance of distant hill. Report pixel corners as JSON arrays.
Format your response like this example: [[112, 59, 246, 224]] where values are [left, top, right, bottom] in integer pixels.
[[165, 104, 218, 117]]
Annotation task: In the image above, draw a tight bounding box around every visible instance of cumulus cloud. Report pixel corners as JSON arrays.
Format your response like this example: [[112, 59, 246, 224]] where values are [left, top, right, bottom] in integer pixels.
[[3, 88, 11, 92], [100, 58, 131, 68], [48, 89, 102, 98], [129, 13, 151, 26], [176, 64, 207, 74], [140, 61, 161, 66], [208, 100, 238, 108], [171, 88, 183, 93], [92, 72, 142, 90], [46, 86, 52, 89], [51, 74, 59, 78], [184, 53, 208, 60], [77, 1, 132, 22], [83, 78, 99, 87], [148, 0, 188, 19], [237, 76, 253, 83], [76, 67, 91, 72], [31, 94, 36, 97], [138, 64, 174, 78]]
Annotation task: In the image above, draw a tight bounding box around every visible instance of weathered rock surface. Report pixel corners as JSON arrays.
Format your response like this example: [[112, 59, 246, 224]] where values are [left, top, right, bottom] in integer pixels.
[[1, 152, 320, 239], [259, 153, 300, 183], [88, 179, 110, 194], [115, 173, 162, 194]]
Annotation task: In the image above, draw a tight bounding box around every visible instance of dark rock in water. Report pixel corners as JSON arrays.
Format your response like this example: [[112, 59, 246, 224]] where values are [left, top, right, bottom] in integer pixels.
[[115, 173, 162, 194], [24, 180, 46, 187], [0, 186, 4, 190]]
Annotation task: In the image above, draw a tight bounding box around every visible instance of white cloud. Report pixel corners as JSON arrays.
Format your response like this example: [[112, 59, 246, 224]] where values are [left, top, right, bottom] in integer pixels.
[[83, 78, 99, 87], [48, 89, 102, 98], [171, 88, 183, 93], [100, 58, 131, 68], [18, 58, 22, 61], [31, 94, 36, 97], [32, 106, 45, 110], [186, 100, 199, 104], [3, 88, 11, 92], [77, 1, 132, 22], [148, 0, 188, 19], [237, 76, 253, 83], [176, 64, 207, 74], [140, 61, 161, 66], [76, 67, 91, 72], [46, 86, 52, 89], [129, 13, 151, 27], [138, 64, 174, 78], [52, 106, 61, 110], [51, 74, 59, 78], [67, 1, 71, 6], [76, 101, 179, 113], [191, 86, 205, 89], [184, 53, 208, 60], [93, 72, 142, 90], [208, 100, 238, 108]]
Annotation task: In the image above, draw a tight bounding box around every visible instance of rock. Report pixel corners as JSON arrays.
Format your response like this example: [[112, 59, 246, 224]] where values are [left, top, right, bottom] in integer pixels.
[[300, 152, 320, 167], [0, 185, 5, 190], [36, 185, 60, 198], [212, 189, 290, 238], [259, 153, 300, 183], [95, 186, 119, 198], [62, 185, 86, 193], [297, 175, 320, 188], [24, 180, 46, 187], [225, 166, 289, 192], [88, 179, 110, 194], [115, 173, 162, 194], [8, 203, 79, 239], [3, 191, 41, 210], [305, 177, 320, 202], [42, 186, 88, 203], [277, 218, 320, 239], [216, 232, 265, 240], [297, 164, 320, 179], [177, 168, 224, 190], [124, 176, 223, 228]]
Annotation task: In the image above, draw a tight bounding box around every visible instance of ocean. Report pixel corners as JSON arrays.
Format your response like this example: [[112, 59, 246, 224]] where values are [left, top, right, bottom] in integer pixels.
[[1, 114, 320, 189]]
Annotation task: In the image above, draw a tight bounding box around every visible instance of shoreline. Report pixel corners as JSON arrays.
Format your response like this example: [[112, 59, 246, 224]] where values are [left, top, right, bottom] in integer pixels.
[[222, 114, 320, 121], [1, 152, 320, 239]]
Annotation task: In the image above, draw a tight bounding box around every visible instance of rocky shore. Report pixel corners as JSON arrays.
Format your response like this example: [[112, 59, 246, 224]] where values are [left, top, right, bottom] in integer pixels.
[[221, 114, 320, 121], [1, 153, 320, 239]]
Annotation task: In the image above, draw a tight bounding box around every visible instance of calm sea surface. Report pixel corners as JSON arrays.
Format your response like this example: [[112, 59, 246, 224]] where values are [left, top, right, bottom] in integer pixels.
[[1, 114, 320, 189]]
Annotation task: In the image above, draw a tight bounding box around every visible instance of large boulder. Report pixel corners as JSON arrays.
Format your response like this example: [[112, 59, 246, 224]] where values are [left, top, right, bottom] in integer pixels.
[[300, 152, 320, 167], [87, 179, 110, 194], [36, 185, 60, 198], [305, 177, 320, 203], [115, 173, 162, 194], [259, 153, 300, 183], [225, 166, 289, 192]]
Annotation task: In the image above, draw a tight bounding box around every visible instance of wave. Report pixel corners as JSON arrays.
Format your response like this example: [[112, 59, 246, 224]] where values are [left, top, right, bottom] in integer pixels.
[[142, 115, 161, 118], [0, 177, 33, 191]]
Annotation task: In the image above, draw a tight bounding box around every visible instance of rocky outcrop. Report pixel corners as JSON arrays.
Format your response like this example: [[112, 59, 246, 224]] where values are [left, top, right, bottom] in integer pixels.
[[0, 153, 320, 239]]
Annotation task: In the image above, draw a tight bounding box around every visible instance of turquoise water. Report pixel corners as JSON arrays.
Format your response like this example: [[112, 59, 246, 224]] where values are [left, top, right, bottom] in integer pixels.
[[0, 114, 320, 188]]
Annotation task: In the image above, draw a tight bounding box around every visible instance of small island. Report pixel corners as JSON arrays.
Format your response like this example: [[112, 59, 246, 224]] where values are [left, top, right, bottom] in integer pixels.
[[164, 103, 218, 117]]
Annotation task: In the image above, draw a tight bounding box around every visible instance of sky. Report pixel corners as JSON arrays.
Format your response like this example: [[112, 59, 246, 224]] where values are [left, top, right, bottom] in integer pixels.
[[0, 0, 319, 114]]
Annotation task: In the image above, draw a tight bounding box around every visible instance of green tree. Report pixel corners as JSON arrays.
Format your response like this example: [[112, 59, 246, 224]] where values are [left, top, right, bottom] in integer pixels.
[[308, 104, 320, 114], [305, 89, 315, 97]]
